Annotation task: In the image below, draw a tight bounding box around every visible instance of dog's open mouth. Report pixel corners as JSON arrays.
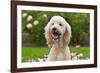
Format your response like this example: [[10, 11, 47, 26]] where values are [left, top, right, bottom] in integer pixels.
[[52, 31, 61, 40]]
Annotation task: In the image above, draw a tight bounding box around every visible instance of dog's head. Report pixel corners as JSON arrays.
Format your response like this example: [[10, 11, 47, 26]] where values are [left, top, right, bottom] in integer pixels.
[[44, 16, 72, 48]]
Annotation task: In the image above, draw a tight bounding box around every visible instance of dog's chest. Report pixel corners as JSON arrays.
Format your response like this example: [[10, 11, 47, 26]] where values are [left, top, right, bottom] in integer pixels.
[[57, 52, 64, 60]]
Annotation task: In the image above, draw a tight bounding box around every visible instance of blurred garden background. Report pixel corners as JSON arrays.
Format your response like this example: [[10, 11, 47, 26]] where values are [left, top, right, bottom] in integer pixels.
[[22, 10, 90, 62]]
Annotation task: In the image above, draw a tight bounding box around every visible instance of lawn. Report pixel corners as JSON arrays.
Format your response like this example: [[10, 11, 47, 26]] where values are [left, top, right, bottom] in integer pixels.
[[22, 47, 90, 62]]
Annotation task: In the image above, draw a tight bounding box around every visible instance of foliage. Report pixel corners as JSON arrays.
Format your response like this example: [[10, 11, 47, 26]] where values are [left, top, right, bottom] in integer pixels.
[[22, 10, 90, 46]]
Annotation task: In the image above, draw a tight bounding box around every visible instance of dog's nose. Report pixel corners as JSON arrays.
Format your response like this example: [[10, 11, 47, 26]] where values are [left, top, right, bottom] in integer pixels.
[[52, 28, 56, 31]]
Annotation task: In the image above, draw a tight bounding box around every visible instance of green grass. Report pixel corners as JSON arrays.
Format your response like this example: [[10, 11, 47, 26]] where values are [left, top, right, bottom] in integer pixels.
[[22, 47, 90, 62], [22, 47, 50, 62], [70, 47, 90, 59]]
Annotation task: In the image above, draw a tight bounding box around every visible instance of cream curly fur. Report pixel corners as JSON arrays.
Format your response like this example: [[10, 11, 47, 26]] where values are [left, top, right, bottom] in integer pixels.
[[44, 16, 72, 61]]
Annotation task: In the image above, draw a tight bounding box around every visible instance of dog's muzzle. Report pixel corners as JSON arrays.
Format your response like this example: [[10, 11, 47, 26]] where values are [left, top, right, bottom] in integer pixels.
[[52, 28, 61, 40]]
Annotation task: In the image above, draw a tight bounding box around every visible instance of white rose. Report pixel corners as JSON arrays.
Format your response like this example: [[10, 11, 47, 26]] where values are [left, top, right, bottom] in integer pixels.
[[22, 13, 27, 18], [79, 53, 83, 57], [71, 52, 76, 56], [43, 14, 47, 18], [26, 23, 32, 29], [27, 15, 33, 21], [33, 20, 39, 26], [72, 56, 78, 60]]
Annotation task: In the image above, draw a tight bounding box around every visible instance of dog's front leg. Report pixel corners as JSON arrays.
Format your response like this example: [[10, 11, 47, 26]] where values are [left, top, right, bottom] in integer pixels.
[[46, 47, 58, 61], [63, 46, 71, 60]]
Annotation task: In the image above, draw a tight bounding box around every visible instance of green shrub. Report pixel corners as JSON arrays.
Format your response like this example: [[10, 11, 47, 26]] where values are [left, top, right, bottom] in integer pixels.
[[22, 10, 90, 46]]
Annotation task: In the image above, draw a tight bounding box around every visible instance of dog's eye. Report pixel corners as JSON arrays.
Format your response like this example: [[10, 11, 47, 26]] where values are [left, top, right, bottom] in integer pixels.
[[52, 23, 54, 25], [59, 24, 62, 26]]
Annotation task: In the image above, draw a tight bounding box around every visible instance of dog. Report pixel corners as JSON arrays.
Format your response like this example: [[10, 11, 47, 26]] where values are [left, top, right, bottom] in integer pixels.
[[44, 16, 72, 61]]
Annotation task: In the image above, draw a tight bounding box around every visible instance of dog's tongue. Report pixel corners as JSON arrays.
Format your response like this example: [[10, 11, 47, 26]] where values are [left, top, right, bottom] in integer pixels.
[[53, 35, 59, 40], [52, 31, 61, 40], [52, 33, 59, 40]]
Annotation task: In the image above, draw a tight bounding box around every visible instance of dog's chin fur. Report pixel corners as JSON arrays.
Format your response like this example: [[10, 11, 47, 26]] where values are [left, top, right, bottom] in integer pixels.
[[44, 16, 72, 61]]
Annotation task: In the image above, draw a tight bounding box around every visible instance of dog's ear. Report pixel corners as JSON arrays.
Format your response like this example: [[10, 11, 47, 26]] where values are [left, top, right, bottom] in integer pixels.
[[63, 25, 72, 48], [44, 23, 53, 48]]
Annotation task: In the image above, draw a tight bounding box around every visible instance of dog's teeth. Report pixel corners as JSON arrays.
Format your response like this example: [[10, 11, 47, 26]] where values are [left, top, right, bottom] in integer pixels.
[[53, 35, 58, 40], [52, 32, 61, 40]]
